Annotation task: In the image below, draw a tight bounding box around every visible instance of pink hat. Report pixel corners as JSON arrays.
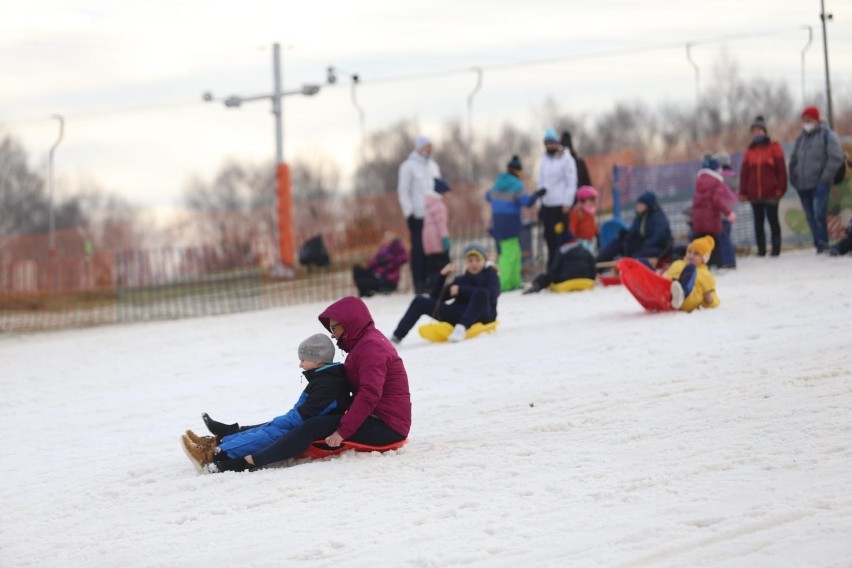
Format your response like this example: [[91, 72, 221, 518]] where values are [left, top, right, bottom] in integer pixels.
[[577, 186, 598, 200], [802, 106, 820, 122]]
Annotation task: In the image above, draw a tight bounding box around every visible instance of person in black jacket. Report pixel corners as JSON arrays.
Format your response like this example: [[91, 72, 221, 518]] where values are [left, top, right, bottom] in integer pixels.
[[561, 131, 592, 188], [523, 233, 596, 294], [391, 243, 500, 344]]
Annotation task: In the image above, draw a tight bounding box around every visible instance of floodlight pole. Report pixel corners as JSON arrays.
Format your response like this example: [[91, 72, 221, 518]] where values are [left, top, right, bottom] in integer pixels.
[[685, 43, 700, 141], [47, 114, 64, 254], [819, 0, 834, 128], [801, 26, 813, 106], [467, 67, 483, 183]]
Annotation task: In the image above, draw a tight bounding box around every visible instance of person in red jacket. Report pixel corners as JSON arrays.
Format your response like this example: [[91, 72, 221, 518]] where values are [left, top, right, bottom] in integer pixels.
[[739, 115, 788, 256], [692, 153, 736, 268]]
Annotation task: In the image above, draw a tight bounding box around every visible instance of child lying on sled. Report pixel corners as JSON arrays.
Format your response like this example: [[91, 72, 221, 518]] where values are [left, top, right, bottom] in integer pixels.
[[390, 243, 500, 343], [523, 231, 596, 294], [666, 235, 720, 312], [181, 334, 352, 474]]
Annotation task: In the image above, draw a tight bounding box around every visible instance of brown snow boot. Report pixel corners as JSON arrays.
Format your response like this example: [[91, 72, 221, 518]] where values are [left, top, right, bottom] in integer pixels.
[[181, 435, 216, 473], [185, 429, 217, 450]]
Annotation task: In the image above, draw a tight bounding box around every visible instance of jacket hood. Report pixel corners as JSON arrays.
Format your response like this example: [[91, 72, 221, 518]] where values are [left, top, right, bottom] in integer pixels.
[[696, 168, 725, 182], [318, 296, 375, 353], [492, 172, 524, 193], [636, 191, 658, 208]]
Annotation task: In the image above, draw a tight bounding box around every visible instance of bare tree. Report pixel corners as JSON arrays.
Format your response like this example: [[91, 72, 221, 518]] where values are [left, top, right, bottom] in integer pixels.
[[0, 135, 47, 236]]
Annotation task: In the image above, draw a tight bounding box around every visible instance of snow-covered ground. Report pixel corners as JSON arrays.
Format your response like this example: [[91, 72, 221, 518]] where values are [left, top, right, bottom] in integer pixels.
[[2, 250, 851, 568]]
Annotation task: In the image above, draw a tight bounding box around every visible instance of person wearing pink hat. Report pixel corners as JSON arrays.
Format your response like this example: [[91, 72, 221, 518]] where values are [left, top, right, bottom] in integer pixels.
[[788, 106, 845, 253], [569, 185, 600, 254]]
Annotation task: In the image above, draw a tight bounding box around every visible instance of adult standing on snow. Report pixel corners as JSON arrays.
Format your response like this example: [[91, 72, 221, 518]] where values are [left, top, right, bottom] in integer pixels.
[[399, 135, 442, 293], [538, 127, 578, 269], [788, 106, 845, 253], [739, 115, 788, 257]]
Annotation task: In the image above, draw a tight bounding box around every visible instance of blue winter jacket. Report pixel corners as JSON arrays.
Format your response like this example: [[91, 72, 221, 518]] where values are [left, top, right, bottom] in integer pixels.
[[625, 193, 673, 258], [486, 173, 538, 240], [430, 263, 501, 323], [218, 363, 351, 458]]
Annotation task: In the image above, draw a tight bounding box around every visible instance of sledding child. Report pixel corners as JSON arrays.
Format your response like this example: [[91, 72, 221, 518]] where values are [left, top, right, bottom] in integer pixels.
[[486, 155, 546, 291], [523, 231, 596, 294], [423, 179, 452, 290], [390, 243, 500, 343], [352, 230, 409, 297], [181, 334, 352, 473], [569, 185, 600, 255], [666, 235, 721, 312]]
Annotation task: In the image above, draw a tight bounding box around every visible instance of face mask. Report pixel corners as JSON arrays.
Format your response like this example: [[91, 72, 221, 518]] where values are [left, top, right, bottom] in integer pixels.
[[545, 148, 558, 157], [803, 123, 816, 133], [752, 135, 769, 144]]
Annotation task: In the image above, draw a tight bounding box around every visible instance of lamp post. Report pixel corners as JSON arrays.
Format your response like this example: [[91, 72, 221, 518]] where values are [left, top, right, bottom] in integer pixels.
[[819, 0, 834, 128], [327, 67, 365, 165], [203, 42, 321, 274], [467, 67, 483, 183], [47, 114, 64, 255]]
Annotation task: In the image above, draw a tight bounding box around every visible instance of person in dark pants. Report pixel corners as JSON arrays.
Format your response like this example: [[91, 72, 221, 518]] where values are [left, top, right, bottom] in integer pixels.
[[596, 191, 673, 265], [352, 230, 408, 297], [391, 244, 500, 344], [201, 297, 412, 473], [399, 135, 441, 293], [537, 127, 578, 269]]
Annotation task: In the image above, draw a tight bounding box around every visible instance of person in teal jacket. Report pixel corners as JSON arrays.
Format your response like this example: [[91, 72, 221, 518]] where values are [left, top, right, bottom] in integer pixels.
[[486, 155, 546, 291]]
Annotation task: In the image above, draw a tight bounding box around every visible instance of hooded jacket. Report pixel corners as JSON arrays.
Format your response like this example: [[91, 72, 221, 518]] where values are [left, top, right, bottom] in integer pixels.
[[692, 168, 734, 235], [739, 138, 787, 202], [486, 172, 538, 240], [665, 260, 720, 313], [366, 238, 408, 286], [398, 152, 442, 219], [422, 192, 450, 255], [319, 297, 412, 439], [625, 192, 673, 257], [789, 123, 845, 190]]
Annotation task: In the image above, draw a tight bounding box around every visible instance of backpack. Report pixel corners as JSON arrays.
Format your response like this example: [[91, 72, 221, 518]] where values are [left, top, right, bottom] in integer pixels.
[[822, 129, 849, 185]]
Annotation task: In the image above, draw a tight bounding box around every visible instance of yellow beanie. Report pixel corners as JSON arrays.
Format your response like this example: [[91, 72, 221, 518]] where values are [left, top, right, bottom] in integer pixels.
[[688, 235, 715, 260]]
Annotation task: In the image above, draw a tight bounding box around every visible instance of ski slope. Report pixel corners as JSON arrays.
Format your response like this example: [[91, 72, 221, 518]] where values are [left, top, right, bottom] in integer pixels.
[[2, 250, 851, 567]]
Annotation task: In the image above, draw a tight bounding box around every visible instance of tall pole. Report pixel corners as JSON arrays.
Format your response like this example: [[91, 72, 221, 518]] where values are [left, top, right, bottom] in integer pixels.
[[819, 0, 834, 128], [801, 26, 813, 106], [467, 67, 483, 183], [686, 43, 700, 142], [47, 115, 64, 254], [272, 43, 295, 270]]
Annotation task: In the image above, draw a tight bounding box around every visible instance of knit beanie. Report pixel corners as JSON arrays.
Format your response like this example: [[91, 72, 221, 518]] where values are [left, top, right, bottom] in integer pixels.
[[414, 135, 432, 151], [802, 106, 820, 122], [750, 115, 767, 131], [506, 155, 523, 171], [463, 243, 487, 261], [298, 333, 336, 363], [687, 235, 715, 262], [577, 186, 598, 200], [543, 127, 559, 142]]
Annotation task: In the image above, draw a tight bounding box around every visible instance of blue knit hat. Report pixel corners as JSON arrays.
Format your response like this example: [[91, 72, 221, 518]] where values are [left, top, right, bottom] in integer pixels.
[[543, 128, 559, 142], [463, 243, 487, 260]]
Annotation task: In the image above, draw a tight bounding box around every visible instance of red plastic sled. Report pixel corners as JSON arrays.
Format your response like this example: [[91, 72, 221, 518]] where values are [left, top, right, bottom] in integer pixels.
[[302, 438, 408, 459], [616, 258, 674, 312]]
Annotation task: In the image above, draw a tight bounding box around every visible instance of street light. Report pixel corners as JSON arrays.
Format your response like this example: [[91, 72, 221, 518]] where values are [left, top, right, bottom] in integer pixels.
[[819, 0, 834, 128], [202, 43, 322, 273], [327, 66, 365, 165], [47, 114, 64, 255]]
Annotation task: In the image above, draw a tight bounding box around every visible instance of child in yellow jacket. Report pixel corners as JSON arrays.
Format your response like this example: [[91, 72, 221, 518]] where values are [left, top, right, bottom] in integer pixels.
[[666, 235, 720, 312]]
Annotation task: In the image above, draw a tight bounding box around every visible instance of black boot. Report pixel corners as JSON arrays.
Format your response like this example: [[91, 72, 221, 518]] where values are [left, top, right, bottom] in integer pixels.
[[202, 413, 240, 437], [770, 235, 781, 256]]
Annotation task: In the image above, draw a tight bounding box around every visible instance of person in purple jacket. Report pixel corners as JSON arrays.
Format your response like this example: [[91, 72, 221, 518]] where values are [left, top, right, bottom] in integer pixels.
[[197, 296, 412, 473], [352, 230, 409, 297], [390, 243, 500, 344]]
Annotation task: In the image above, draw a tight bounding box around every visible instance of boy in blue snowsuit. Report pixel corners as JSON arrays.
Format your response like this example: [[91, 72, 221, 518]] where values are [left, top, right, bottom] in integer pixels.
[[486, 155, 546, 291], [181, 334, 351, 473]]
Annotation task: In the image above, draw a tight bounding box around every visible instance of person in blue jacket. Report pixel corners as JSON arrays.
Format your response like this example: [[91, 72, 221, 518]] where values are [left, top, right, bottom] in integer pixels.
[[180, 334, 352, 472], [596, 191, 673, 265], [486, 155, 546, 292], [390, 243, 500, 343]]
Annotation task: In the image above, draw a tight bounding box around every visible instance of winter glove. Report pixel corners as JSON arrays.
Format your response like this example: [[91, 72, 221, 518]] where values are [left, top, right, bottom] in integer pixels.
[[534, 188, 547, 199], [442, 237, 451, 251], [726, 211, 737, 223]]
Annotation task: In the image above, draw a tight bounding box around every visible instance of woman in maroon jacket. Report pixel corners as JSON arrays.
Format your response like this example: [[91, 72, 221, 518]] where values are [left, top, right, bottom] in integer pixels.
[[204, 296, 410, 473], [692, 155, 736, 268], [739, 116, 788, 256]]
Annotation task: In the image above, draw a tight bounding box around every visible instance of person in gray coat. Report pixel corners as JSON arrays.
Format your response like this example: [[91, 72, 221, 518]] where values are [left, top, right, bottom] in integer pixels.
[[788, 106, 845, 253]]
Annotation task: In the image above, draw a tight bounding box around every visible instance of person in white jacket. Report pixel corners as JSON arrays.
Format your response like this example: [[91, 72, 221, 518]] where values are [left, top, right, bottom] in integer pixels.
[[398, 135, 442, 293], [537, 127, 578, 269]]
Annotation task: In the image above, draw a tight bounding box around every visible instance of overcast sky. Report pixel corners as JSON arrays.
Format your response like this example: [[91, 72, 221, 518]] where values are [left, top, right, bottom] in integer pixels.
[[2, 0, 851, 212]]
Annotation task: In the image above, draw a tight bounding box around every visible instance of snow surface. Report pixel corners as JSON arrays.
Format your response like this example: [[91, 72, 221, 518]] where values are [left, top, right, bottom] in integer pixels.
[[2, 250, 852, 568]]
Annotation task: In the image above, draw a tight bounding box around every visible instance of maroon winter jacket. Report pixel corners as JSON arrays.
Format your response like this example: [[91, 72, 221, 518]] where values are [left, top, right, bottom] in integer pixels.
[[318, 296, 412, 439], [739, 140, 787, 202], [692, 169, 734, 235]]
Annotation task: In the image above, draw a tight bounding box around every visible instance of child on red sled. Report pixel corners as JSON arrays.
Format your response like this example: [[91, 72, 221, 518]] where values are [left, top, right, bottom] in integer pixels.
[[666, 235, 721, 312]]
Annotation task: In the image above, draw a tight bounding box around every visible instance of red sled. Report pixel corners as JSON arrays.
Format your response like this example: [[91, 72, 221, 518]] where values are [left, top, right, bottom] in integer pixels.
[[302, 438, 408, 459], [616, 258, 674, 312]]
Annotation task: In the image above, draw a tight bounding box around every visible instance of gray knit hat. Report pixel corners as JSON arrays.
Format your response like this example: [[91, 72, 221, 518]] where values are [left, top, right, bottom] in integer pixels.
[[298, 333, 336, 363]]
